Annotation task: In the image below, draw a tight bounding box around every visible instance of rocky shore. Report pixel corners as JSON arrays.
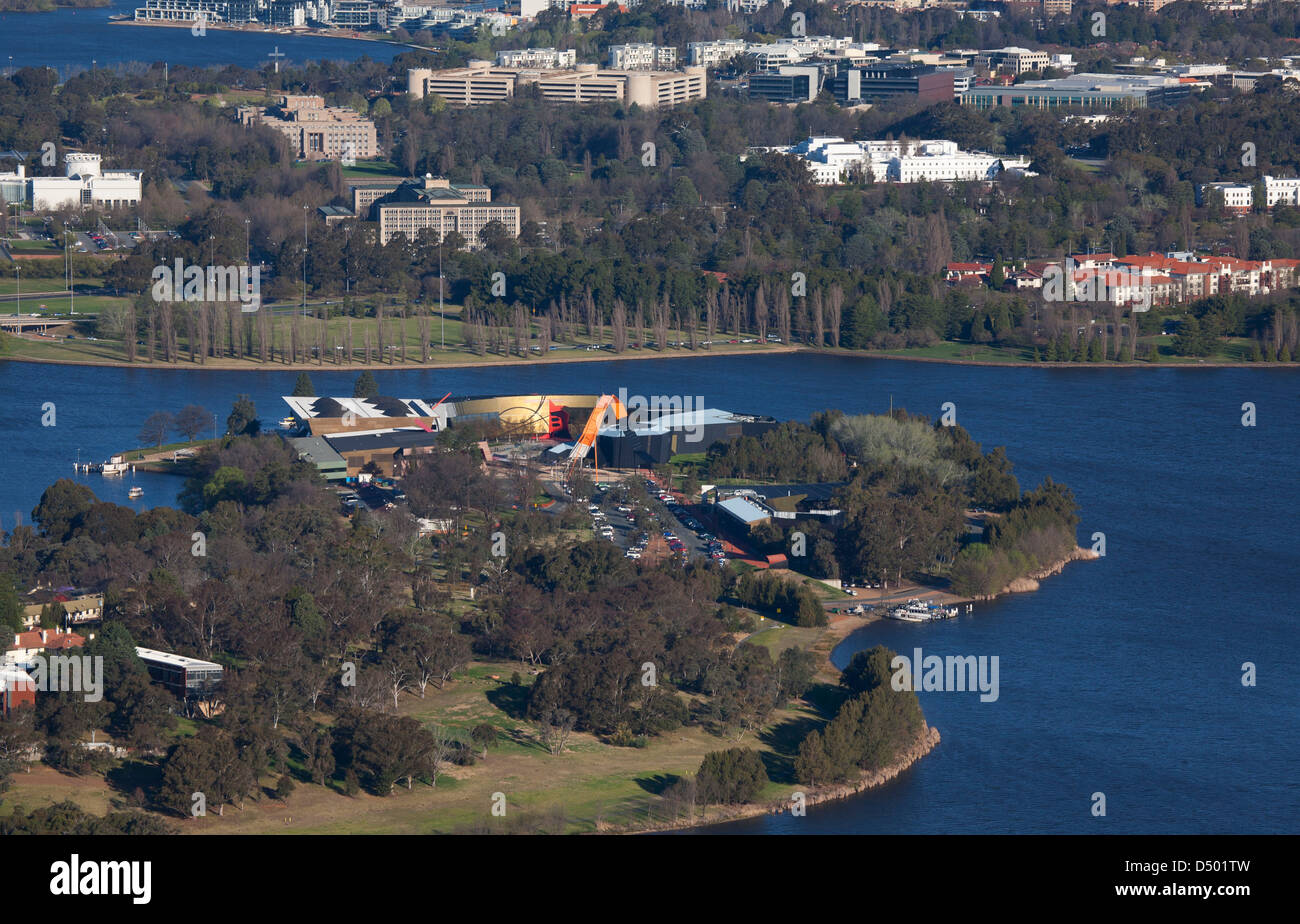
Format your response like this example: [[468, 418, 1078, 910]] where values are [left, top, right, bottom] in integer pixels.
[[615, 724, 941, 834]]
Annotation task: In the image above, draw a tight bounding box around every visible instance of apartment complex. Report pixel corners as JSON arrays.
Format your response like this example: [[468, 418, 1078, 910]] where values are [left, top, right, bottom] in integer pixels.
[[951, 252, 1300, 307], [608, 43, 678, 70], [369, 174, 520, 248], [687, 39, 749, 68], [237, 95, 378, 161], [408, 63, 706, 109], [496, 47, 577, 68]]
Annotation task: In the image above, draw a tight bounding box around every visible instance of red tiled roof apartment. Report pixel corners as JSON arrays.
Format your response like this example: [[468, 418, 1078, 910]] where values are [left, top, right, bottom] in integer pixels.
[[408, 62, 707, 109], [368, 175, 520, 248], [237, 94, 378, 161]]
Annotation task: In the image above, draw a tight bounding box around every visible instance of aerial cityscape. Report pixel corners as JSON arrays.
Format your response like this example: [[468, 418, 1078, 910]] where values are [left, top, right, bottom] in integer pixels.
[[0, 0, 1292, 898]]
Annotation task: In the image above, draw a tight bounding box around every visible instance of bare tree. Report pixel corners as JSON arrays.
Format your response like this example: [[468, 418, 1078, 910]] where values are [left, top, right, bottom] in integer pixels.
[[538, 708, 575, 756]]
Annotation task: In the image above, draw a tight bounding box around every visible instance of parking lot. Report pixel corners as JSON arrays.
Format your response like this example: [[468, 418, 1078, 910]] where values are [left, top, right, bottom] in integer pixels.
[[585, 478, 726, 566]]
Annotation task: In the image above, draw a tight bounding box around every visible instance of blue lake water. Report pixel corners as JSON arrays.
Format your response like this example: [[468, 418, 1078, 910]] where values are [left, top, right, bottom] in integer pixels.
[[0, 0, 402, 77], [0, 353, 1296, 833]]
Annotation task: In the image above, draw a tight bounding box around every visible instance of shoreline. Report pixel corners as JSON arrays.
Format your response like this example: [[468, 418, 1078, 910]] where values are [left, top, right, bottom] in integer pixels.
[[107, 18, 409, 47], [612, 546, 1094, 833], [614, 724, 941, 834], [0, 345, 796, 371], [6, 342, 1295, 371]]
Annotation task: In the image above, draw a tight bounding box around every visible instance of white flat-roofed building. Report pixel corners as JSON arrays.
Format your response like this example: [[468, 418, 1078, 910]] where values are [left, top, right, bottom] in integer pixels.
[[135, 646, 224, 698], [134, 0, 226, 22], [496, 47, 576, 69], [1199, 182, 1254, 212], [716, 495, 774, 527], [687, 39, 749, 67], [770, 136, 1009, 185], [29, 153, 142, 211], [983, 46, 1050, 75], [608, 43, 677, 70], [1264, 176, 1300, 208]]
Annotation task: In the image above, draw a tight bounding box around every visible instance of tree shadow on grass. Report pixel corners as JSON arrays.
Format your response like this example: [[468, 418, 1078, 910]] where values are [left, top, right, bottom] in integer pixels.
[[485, 682, 530, 719], [503, 725, 549, 753], [105, 759, 162, 810], [757, 715, 823, 785], [634, 772, 682, 796], [803, 681, 850, 719]]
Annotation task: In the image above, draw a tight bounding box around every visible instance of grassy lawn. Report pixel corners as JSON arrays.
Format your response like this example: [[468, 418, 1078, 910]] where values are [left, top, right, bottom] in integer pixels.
[[0, 646, 845, 834], [122, 438, 221, 461], [3, 307, 785, 368], [293, 160, 404, 179], [870, 341, 1033, 362], [6, 240, 62, 253], [340, 160, 404, 179], [0, 276, 102, 296]]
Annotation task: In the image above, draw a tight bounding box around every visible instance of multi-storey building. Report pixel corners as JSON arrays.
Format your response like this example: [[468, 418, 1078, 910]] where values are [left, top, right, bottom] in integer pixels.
[[607, 43, 678, 70], [496, 47, 577, 69], [1198, 182, 1255, 212], [687, 39, 750, 68], [981, 46, 1051, 75], [28, 153, 142, 210], [766, 137, 1019, 186], [407, 63, 706, 109], [237, 95, 378, 161], [370, 175, 520, 248], [832, 61, 956, 104], [963, 73, 1194, 109]]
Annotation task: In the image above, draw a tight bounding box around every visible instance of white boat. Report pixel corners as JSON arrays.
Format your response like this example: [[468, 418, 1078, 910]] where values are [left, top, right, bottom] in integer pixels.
[[101, 454, 129, 475], [128, 486, 143, 499], [885, 598, 957, 622], [278, 416, 298, 429]]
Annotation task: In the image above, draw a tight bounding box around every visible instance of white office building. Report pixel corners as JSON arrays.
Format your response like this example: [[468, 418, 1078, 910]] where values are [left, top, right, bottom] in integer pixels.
[[29, 154, 142, 211], [769, 137, 1012, 186], [1265, 175, 1300, 208]]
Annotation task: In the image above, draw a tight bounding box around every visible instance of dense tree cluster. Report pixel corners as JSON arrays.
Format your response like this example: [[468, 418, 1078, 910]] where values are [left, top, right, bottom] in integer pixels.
[[795, 645, 925, 786]]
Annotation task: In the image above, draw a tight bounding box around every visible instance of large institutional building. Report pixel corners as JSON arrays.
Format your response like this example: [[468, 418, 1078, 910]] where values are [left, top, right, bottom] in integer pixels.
[[237, 95, 378, 161], [962, 74, 1193, 110], [18, 154, 143, 211], [408, 62, 707, 109], [365, 175, 521, 248], [763, 137, 1032, 186]]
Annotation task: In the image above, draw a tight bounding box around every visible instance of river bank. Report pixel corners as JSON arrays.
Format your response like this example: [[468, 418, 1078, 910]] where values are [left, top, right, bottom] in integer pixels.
[[8, 337, 1295, 370], [617, 724, 941, 834], [1, 343, 796, 370]]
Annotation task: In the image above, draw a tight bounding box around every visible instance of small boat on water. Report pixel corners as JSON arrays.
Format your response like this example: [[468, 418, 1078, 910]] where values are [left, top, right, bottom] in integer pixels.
[[77, 454, 129, 475], [884, 598, 960, 622], [128, 486, 144, 499], [278, 416, 298, 430]]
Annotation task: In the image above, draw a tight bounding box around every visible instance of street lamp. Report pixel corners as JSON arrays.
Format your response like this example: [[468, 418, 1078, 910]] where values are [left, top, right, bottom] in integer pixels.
[[14, 264, 20, 316], [302, 205, 308, 317], [438, 230, 444, 350], [244, 218, 250, 266]]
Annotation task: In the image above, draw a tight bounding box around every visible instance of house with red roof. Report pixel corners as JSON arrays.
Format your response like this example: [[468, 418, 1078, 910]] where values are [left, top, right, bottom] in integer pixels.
[[945, 262, 992, 282]]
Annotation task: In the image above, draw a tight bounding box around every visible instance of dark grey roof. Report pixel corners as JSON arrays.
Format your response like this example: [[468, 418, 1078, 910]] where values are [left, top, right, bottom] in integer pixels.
[[324, 429, 443, 453]]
